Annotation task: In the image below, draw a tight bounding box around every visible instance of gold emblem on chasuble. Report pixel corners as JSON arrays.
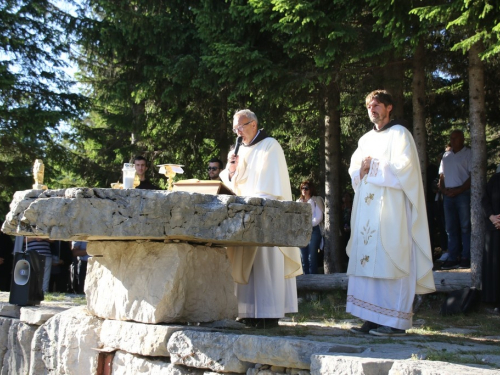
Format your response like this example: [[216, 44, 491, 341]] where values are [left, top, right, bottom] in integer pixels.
[[361, 220, 376, 245], [364, 193, 374, 205]]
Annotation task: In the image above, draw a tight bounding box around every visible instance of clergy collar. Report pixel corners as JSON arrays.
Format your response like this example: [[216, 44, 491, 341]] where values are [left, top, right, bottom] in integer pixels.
[[373, 119, 409, 132], [244, 129, 270, 147]]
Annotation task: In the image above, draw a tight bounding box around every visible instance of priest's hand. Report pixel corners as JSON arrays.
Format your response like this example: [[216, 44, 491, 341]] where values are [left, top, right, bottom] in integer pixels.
[[227, 154, 239, 180], [360, 156, 372, 179]]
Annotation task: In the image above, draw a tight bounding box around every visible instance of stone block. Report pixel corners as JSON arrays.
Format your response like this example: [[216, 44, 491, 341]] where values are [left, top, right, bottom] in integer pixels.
[[233, 335, 366, 370], [86, 241, 237, 324], [0, 302, 21, 319], [112, 350, 206, 375], [0, 318, 14, 368], [100, 320, 187, 357], [20, 306, 67, 325], [310, 354, 394, 375], [167, 330, 252, 373], [29, 306, 103, 375], [0, 319, 37, 375], [389, 359, 499, 374], [2, 188, 311, 247]]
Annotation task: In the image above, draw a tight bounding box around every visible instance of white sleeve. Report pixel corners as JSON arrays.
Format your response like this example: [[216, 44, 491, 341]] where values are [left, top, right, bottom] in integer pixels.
[[351, 170, 361, 193], [349, 145, 363, 193], [366, 158, 402, 189]]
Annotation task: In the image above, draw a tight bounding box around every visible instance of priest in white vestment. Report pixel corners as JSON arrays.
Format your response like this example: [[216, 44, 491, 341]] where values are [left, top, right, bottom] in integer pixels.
[[220, 109, 303, 329], [346, 90, 435, 336]]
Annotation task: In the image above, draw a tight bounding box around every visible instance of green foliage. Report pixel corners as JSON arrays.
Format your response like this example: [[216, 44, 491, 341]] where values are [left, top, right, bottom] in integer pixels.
[[411, 0, 500, 60], [0, 0, 88, 216]]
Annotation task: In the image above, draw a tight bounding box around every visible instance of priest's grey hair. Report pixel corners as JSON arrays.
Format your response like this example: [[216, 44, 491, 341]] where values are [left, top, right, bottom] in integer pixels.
[[234, 109, 258, 125]]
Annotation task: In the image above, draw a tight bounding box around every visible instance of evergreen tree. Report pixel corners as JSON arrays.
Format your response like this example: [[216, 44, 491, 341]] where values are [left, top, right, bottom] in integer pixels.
[[0, 0, 87, 217]]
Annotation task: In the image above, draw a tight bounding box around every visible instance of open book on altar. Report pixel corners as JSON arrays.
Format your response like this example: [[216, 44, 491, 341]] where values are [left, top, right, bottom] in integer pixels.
[[172, 179, 235, 195]]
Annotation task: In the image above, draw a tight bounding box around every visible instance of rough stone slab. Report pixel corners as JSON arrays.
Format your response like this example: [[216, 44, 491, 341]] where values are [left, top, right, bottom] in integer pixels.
[[29, 306, 102, 375], [233, 335, 366, 370], [20, 306, 68, 326], [86, 241, 237, 324], [100, 320, 191, 357], [2, 188, 311, 247], [0, 319, 37, 375], [310, 354, 394, 375], [389, 359, 499, 374], [0, 318, 14, 369], [248, 368, 310, 375], [112, 350, 206, 375], [167, 330, 252, 373], [0, 303, 21, 319], [296, 271, 471, 293]]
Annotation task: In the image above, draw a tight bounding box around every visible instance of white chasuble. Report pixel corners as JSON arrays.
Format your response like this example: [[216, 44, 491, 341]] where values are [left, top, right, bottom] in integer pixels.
[[220, 135, 302, 318], [346, 125, 434, 294], [346, 124, 435, 330]]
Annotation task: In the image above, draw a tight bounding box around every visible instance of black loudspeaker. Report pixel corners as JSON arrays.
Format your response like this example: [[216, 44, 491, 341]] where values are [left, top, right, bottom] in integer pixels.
[[9, 249, 45, 306]]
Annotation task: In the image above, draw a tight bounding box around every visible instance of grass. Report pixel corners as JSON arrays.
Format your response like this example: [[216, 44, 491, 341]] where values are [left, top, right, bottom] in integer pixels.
[[290, 289, 353, 323], [43, 292, 87, 305], [424, 349, 497, 367]]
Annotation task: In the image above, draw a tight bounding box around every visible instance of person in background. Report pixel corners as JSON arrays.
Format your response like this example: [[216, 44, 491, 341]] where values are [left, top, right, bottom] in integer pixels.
[[297, 180, 324, 274], [134, 156, 159, 190], [434, 144, 452, 264], [27, 237, 53, 293], [438, 130, 472, 269], [208, 158, 223, 180], [49, 241, 73, 293], [220, 109, 302, 329], [0, 232, 14, 291], [71, 241, 90, 294], [481, 170, 500, 311], [347, 90, 434, 336]]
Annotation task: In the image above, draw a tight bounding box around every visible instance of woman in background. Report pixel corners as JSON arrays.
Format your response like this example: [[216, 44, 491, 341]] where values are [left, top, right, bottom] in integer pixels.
[[297, 181, 324, 274]]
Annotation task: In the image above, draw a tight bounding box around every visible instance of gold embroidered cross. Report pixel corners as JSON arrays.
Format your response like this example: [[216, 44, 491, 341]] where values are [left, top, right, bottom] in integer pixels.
[[364, 193, 374, 205]]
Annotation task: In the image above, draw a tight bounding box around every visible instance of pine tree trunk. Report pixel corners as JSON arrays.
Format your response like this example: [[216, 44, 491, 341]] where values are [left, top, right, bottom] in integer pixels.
[[318, 114, 326, 198], [468, 42, 487, 288], [219, 90, 230, 160], [412, 39, 427, 193], [323, 82, 343, 273], [383, 55, 405, 120]]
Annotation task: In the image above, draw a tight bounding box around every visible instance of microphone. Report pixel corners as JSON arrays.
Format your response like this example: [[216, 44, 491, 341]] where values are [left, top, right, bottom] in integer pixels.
[[231, 136, 242, 164], [234, 136, 242, 156]]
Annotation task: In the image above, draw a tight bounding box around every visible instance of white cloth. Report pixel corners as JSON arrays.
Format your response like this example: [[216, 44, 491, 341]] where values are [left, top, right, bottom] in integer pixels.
[[236, 246, 298, 318], [297, 197, 324, 227], [221, 136, 302, 318], [347, 197, 416, 330], [346, 124, 435, 329], [438, 147, 472, 188]]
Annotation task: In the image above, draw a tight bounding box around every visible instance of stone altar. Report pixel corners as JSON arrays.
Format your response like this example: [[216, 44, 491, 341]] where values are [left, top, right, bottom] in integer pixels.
[[2, 188, 311, 324]]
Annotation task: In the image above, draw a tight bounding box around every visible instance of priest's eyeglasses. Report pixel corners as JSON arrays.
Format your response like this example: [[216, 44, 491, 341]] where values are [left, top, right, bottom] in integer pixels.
[[232, 120, 253, 134]]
